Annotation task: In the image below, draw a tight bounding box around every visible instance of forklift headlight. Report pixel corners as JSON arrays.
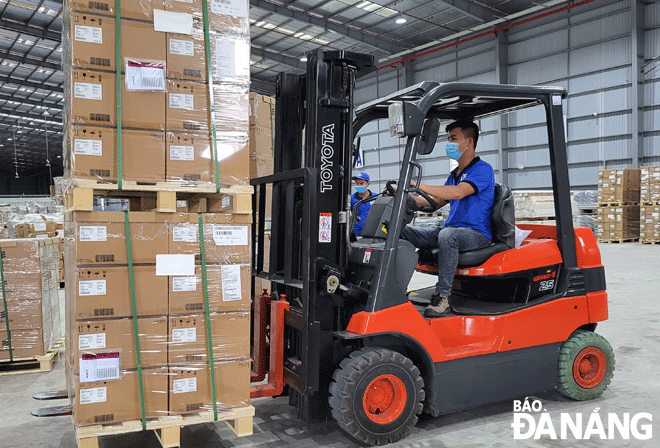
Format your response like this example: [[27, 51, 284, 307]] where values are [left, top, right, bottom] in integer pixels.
[[388, 102, 405, 137]]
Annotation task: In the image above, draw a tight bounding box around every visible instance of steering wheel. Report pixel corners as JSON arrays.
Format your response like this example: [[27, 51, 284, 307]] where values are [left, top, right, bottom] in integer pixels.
[[385, 180, 439, 214]]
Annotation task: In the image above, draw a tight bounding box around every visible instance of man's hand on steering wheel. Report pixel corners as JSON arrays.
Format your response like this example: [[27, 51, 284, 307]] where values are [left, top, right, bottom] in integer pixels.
[[385, 180, 439, 214]]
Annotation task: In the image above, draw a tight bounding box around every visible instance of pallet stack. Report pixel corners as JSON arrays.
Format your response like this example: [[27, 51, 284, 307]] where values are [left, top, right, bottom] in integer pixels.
[[640, 165, 660, 244], [597, 168, 640, 242], [62, 0, 255, 445], [0, 238, 63, 373]]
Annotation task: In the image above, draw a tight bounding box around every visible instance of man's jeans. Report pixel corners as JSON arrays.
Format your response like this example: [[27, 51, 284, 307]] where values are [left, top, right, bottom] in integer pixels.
[[401, 225, 491, 297]]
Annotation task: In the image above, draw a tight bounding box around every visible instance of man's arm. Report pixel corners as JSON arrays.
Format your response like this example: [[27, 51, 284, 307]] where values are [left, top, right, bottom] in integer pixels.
[[411, 194, 448, 210], [417, 183, 475, 201]]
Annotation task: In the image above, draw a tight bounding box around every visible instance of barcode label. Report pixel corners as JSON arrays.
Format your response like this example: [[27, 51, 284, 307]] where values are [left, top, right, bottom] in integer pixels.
[[75, 139, 103, 156], [90, 57, 111, 67], [172, 276, 197, 292], [79, 226, 107, 242], [88, 1, 110, 11], [221, 265, 242, 302], [90, 169, 110, 177], [74, 82, 102, 100], [173, 377, 197, 394], [75, 25, 103, 44], [169, 39, 194, 56], [172, 225, 197, 242], [172, 328, 196, 343], [215, 39, 236, 79], [79, 280, 106, 296], [90, 113, 111, 122], [80, 353, 120, 383], [170, 145, 195, 161], [213, 225, 248, 246], [211, 0, 248, 17], [80, 387, 107, 404], [125, 60, 166, 91], [169, 93, 194, 110], [79, 333, 106, 350]]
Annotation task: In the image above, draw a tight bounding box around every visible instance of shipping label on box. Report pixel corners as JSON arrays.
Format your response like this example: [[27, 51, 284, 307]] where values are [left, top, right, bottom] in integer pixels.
[[166, 80, 208, 133]]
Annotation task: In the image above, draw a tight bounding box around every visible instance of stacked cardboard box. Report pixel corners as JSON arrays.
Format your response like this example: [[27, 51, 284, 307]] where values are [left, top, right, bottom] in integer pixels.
[[597, 169, 640, 204], [640, 205, 660, 242], [65, 211, 252, 425], [596, 169, 641, 241], [597, 205, 640, 241], [0, 238, 62, 360], [641, 166, 660, 204], [64, 0, 251, 188]]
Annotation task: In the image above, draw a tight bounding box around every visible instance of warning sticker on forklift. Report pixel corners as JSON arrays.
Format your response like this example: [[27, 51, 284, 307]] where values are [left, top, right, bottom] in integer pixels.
[[221, 265, 242, 301], [363, 249, 371, 264], [319, 213, 332, 243]]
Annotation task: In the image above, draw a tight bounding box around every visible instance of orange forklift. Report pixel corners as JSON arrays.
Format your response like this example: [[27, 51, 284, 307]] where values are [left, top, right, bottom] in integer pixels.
[[250, 49, 615, 445]]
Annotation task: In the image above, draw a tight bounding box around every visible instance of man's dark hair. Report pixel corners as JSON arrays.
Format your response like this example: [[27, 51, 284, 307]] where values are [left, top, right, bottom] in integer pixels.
[[446, 120, 479, 149]]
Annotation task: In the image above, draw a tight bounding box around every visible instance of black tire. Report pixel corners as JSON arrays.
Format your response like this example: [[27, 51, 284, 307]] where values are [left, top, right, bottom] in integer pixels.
[[557, 330, 615, 401], [329, 347, 424, 446]]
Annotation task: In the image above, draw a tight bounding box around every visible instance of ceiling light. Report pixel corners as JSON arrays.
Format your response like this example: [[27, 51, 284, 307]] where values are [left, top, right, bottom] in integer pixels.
[[300, 56, 308, 62], [396, 16, 407, 24]]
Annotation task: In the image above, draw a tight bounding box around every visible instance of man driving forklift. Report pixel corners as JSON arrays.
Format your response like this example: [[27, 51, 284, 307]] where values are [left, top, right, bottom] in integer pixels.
[[402, 120, 495, 317]]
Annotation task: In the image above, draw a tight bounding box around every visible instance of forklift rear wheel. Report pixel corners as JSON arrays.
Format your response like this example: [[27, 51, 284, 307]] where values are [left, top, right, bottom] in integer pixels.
[[329, 347, 424, 446], [557, 330, 615, 401]]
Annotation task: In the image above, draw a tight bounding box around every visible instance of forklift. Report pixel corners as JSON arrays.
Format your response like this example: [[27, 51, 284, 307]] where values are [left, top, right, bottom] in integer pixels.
[[251, 48, 615, 445]]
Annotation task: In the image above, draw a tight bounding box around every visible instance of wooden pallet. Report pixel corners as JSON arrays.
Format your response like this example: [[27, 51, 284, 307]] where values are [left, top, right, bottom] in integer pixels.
[[640, 240, 660, 245], [75, 405, 254, 448], [0, 337, 63, 375], [641, 201, 660, 206], [65, 181, 253, 214], [597, 202, 641, 207], [599, 238, 639, 243]]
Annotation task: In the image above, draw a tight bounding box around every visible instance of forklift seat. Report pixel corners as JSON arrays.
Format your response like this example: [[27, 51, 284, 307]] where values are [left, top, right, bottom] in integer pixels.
[[457, 184, 515, 267]]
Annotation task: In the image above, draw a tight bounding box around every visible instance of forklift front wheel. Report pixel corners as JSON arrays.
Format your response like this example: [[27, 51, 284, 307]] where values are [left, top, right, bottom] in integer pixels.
[[557, 331, 615, 401], [329, 347, 424, 446]]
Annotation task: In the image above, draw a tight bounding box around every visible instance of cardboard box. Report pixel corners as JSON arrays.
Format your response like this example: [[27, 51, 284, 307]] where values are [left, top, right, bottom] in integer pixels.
[[166, 132, 212, 183], [249, 93, 275, 128], [69, 126, 166, 183], [0, 329, 44, 360], [249, 156, 273, 179], [0, 299, 43, 330], [72, 367, 168, 426], [163, 0, 246, 31], [167, 312, 250, 364], [72, 266, 168, 319], [166, 25, 206, 82], [214, 93, 250, 133], [168, 264, 251, 315], [69, 0, 165, 20], [597, 168, 640, 204], [72, 317, 168, 371], [217, 139, 250, 186], [70, 70, 115, 126], [166, 80, 208, 133], [249, 125, 273, 158], [122, 76, 166, 130], [68, 212, 169, 265], [168, 359, 250, 414], [15, 221, 58, 238]]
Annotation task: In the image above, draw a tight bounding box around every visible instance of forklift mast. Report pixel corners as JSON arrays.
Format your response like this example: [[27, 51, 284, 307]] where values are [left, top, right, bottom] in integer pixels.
[[251, 49, 376, 422]]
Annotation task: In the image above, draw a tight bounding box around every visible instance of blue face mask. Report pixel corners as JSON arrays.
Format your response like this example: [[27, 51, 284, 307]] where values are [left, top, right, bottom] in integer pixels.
[[445, 138, 467, 160], [355, 185, 367, 194]]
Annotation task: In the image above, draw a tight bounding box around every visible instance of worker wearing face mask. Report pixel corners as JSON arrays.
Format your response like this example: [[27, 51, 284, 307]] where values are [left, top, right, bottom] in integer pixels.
[[400, 120, 495, 318], [351, 171, 375, 235]]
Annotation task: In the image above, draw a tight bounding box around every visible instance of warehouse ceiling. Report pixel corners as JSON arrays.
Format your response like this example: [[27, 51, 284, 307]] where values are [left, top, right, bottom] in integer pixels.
[[0, 0, 571, 174]]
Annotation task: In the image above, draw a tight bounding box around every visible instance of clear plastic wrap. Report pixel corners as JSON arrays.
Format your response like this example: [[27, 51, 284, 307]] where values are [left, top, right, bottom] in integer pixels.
[[64, 210, 252, 427], [640, 165, 660, 204], [597, 205, 640, 240], [63, 0, 252, 188], [640, 205, 660, 242], [0, 238, 62, 361], [597, 168, 641, 204]]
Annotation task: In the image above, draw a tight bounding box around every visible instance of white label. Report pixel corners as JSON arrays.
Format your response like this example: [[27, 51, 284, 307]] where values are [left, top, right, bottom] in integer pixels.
[[172, 276, 197, 292], [363, 249, 371, 264], [215, 39, 236, 79], [221, 265, 242, 302], [154, 9, 193, 35], [169, 38, 194, 56], [319, 213, 332, 243], [75, 25, 103, 44], [213, 225, 248, 245], [156, 254, 195, 276], [74, 82, 102, 100], [176, 200, 187, 208], [79, 280, 106, 296], [33, 222, 47, 232], [80, 354, 120, 383], [172, 328, 196, 343], [79, 387, 107, 404], [222, 196, 230, 209], [75, 139, 103, 156], [173, 377, 197, 394], [36, 234, 50, 239], [169, 93, 194, 110], [172, 225, 197, 242], [211, 0, 248, 17], [170, 145, 195, 161], [552, 95, 562, 106], [79, 334, 106, 350], [126, 61, 165, 91], [79, 226, 107, 242]]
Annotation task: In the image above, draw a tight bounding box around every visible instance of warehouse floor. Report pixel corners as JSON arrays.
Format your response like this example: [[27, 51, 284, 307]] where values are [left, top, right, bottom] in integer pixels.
[[1, 243, 658, 448]]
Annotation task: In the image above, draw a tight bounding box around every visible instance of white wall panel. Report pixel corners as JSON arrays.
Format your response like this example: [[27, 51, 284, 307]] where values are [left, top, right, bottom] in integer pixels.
[[646, 1, 660, 28], [643, 136, 660, 157], [569, 66, 630, 95], [567, 87, 631, 117], [509, 53, 568, 85], [508, 147, 549, 168], [570, 0, 627, 24], [508, 18, 569, 44], [568, 113, 631, 141], [569, 37, 631, 77], [569, 10, 630, 48], [509, 30, 568, 64]]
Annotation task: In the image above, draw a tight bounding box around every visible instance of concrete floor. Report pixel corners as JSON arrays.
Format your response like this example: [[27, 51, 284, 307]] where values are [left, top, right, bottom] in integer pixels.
[[1, 243, 658, 448]]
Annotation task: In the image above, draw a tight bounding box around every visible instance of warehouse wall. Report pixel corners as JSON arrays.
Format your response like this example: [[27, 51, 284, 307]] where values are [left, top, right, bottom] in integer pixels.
[[353, 0, 659, 192]]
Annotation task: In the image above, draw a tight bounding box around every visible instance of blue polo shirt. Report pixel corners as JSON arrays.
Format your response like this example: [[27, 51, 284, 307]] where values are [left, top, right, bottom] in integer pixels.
[[444, 157, 495, 240], [351, 190, 375, 235]]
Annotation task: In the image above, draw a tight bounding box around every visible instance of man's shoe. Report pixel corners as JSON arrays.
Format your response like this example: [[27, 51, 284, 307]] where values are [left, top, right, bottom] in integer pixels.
[[424, 293, 451, 318]]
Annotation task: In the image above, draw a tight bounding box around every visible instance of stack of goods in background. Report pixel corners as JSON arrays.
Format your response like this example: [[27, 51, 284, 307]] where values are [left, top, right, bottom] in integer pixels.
[[248, 93, 274, 295], [597, 168, 640, 242], [573, 191, 598, 235], [1, 238, 62, 364], [513, 190, 579, 226], [640, 166, 660, 243], [61, 0, 255, 439]]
